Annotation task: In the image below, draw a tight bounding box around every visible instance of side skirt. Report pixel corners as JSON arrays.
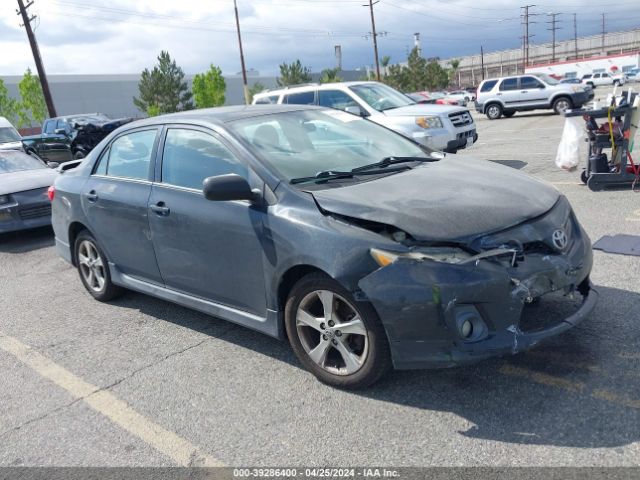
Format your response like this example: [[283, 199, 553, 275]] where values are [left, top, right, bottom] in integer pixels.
[[109, 263, 281, 338]]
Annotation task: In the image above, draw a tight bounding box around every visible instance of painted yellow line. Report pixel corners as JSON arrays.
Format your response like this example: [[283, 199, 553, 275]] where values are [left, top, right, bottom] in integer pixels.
[[499, 364, 585, 392], [500, 364, 640, 410], [0, 332, 223, 467]]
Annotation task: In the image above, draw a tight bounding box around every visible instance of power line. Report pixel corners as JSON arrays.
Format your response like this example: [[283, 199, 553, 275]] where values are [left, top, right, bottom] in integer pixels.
[[16, 0, 56, 118]]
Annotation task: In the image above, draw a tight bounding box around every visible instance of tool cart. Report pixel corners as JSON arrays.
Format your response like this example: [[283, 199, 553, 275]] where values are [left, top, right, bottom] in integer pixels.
[[564, 100, 639, 191]]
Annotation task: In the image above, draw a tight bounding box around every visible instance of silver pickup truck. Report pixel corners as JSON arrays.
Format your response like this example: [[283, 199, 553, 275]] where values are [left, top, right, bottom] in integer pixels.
[[253, 81, 478, 153]]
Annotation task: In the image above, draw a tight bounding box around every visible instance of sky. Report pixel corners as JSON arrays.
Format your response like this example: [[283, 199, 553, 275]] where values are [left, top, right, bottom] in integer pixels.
[[0, 0, 639, 77]]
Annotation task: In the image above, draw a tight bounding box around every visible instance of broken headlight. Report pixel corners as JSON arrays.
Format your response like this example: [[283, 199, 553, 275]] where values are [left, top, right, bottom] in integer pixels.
[[370, 247, 471, 267], [415, 116, 443, 129]]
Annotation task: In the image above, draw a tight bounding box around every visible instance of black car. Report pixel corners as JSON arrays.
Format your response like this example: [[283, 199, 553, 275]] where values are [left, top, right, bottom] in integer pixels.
[[51, 105, 597, 388]]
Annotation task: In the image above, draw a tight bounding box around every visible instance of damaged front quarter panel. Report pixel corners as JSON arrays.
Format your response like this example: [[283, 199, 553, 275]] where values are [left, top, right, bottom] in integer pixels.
[[357, 242, 597, 370]]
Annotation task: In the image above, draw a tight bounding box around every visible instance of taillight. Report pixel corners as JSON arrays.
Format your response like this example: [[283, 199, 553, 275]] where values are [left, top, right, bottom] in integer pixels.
[[47, 185, 55, 202]]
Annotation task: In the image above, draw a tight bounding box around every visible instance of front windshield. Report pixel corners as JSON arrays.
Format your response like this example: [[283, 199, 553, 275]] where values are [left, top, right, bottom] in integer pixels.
[[228, 109, 430, 184], [349, 83, 415, 111], [0, 151, 46, 174], [534, 73, 560, 85], [0, 126, 21, 144]]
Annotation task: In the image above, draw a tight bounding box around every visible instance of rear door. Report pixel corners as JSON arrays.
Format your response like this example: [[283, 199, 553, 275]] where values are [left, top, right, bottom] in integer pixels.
[[82, 127, 164, 284], [147, 126, 267, 316], [496, 77, 522, 108]]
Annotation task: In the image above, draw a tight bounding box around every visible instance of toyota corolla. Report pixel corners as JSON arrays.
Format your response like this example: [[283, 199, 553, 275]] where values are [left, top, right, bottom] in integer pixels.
[[51, 105, 597, 388]]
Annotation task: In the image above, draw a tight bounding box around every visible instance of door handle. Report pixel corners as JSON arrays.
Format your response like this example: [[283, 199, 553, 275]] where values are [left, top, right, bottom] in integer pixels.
[[150, 202, 170, 216], [496, 93, 502, 96], [85, 190, 98, 202]]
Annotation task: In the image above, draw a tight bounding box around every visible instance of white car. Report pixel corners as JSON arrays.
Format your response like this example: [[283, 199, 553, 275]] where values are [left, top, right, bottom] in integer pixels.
[[625, 68, 640, 83], [581, 72, 625, 88], [0, 116, 24, 152], [446, 90, 474, 105], [253, 82, 478, 153]]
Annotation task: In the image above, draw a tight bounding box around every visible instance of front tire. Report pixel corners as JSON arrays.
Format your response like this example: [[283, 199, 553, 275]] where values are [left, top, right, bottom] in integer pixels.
[[284, 273, 391, 388], [503, 110, 516, 118], [485, 103, 503, 120], [553, 97, 572, 114], [75, 231, 123, 301]]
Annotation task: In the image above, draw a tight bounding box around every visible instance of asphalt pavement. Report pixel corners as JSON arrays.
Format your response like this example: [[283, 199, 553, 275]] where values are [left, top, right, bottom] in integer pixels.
[[1, 86, 639, 467]]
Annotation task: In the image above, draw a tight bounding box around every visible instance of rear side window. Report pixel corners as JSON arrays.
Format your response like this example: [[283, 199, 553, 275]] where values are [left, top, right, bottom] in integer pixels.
[[161, 129, 247, 190], [101, 130, 157, 180], [43, 120, 55, 134], [582, 74, 592, 79], [480, 80, 498, 92], [284, 91, 316, 105], [499, 78, 519, 91]]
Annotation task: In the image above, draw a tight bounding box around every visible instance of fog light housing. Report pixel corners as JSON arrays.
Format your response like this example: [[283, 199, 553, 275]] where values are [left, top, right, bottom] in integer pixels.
[[453, 306, 488, 342]]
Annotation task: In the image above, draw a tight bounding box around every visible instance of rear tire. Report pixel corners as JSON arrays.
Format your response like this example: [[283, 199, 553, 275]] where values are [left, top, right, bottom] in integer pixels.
[[284, 273, 391, 389], [74, 231, 123, 302], [485, 103, 503, 120]]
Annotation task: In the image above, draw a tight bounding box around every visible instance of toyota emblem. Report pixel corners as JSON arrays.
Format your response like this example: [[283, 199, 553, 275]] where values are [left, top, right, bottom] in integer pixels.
[[551, 229, 568, 250]]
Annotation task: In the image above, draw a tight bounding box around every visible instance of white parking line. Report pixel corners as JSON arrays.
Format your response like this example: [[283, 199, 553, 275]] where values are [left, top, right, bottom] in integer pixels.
[[0, 331, 224, 467]]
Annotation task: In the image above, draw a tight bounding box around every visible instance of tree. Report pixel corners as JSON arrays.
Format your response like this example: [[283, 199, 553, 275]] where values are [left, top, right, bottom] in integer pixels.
[[248, 82, 266, 103], [17, 69, 47, 127], [0, 79, 20, 127], [319, 68, 342, 84], [192, 65, 226, 108], [133, 51, 193, 116], [276, 60, 312, 87], [449, 59, 461, 87], [382, 47, 450, 92]]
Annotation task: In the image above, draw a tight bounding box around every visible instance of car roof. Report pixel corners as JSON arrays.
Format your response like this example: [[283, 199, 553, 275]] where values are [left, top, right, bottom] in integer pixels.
[[124, 104, 325, 128], [253, 81, 381, 99]]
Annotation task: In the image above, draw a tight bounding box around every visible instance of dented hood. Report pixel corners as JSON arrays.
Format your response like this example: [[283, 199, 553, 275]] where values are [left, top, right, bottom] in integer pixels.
[[309, 157, 560, 242]]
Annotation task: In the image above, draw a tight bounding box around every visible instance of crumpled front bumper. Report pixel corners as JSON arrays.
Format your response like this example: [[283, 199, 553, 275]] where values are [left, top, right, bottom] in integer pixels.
[[357, 232, 596, 370]]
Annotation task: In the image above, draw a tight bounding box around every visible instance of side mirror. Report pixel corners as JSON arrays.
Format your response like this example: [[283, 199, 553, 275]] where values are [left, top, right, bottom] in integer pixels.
[[48, 162, 60, 169], [344, 106, 365, 117], [203, 174, 260, 202], [54, 128, 67, 135]]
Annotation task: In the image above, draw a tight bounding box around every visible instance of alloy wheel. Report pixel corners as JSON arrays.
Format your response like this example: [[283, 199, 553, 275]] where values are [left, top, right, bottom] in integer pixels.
[[77, 240, 106, 292], [295, 290, 369, 376]]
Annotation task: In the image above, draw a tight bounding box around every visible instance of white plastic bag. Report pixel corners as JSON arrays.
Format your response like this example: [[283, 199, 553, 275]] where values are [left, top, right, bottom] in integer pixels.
[[555, 116, 583, 171]]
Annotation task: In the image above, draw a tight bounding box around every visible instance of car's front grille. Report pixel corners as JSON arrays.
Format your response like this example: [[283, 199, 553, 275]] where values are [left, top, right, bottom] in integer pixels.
[[19, 204, 51, 220], [449, 111, 474, 127]]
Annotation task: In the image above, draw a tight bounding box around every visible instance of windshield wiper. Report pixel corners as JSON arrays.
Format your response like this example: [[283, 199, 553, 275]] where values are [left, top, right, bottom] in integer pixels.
[[351, 156, 439, 173], [290, 165, 411, 185]]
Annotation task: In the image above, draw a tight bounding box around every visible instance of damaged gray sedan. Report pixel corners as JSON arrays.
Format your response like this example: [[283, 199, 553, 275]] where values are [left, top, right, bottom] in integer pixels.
[[51, 105, 597, 388]]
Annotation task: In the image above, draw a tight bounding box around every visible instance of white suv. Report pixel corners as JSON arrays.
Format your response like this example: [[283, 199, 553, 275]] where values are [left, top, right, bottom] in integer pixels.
[[475, 74, 594, 120], [581, 72, 625, 88], [253, 82, 478, 153]]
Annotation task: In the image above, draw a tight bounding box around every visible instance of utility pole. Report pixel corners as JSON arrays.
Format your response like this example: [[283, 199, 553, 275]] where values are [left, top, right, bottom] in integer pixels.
[[366, 0, 381, 81], [601, 13, 606, 53], [233, 0, 250, 105], [521, 5, 537, 70], [546, 12, 561, 63], [16, 0, 56, 118], [573, 13, 578, 59], [480, 46, 485, 81]]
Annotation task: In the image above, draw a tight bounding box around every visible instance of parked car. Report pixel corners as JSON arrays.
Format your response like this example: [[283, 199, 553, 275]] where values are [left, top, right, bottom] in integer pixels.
[[0, 117, 24, 152], [625, 68, 640, 83], [22, 113, 133, 163], [580, 72, 625, 88], [0, 150, 58, 233], [253, 82, 477, 153], [52, 105, 597, 388], [446, 90, 474, 104], [560, 78, 582, 84], [475, 74, 594, 119]]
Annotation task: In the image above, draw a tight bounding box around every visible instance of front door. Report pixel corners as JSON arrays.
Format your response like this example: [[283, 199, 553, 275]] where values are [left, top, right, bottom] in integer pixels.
[[82, 127, 163, 284], [147, 127, 267, 316], [518, 76, 548, 107]]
